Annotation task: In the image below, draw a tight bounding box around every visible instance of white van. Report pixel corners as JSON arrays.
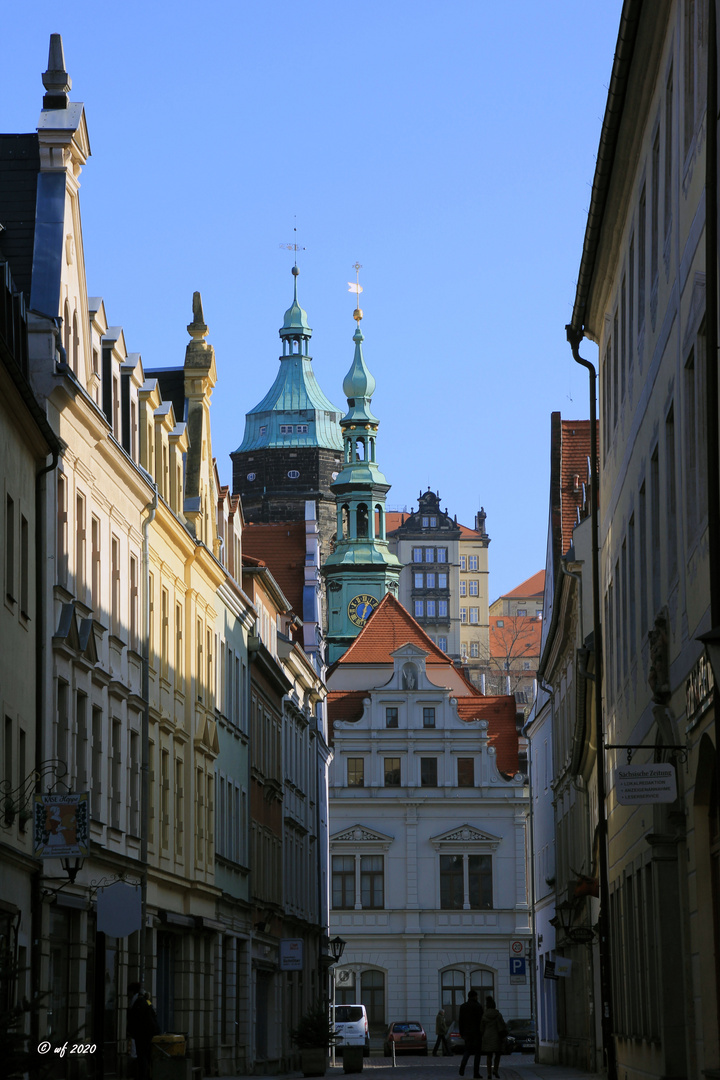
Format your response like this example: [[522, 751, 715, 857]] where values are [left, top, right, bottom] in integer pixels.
[[333, 1004, 370, 1056]]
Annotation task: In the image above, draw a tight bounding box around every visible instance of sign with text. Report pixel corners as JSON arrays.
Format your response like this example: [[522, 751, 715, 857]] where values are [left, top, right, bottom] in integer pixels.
[[554, 957, 573, 978], [280, 938, 304, 971], [616, 763, 677, 805], [33, 792, 89, 857], [510, 939, 526, 957]]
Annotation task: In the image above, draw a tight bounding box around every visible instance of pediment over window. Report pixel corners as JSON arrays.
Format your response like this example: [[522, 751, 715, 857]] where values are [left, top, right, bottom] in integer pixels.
[[430, 824, 502, 850], [330, 824, 394, 848]]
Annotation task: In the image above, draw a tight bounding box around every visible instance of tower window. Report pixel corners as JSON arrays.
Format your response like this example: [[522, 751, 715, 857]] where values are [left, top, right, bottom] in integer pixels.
[[259, 425, 267, 436], [296, 424, 308, 434], [246, 473, 256, 481], [280, 424, 293, 434], [287, 470, 300, 479]]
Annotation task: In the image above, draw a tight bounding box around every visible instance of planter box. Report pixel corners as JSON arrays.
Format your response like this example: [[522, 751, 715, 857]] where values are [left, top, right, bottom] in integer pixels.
[[300, 1047, 328, 1077], [342, 1045, 364, 1073]]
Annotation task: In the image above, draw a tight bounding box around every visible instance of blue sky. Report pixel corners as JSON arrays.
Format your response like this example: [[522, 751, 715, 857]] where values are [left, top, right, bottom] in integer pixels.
[[3, 1, 622, 600]]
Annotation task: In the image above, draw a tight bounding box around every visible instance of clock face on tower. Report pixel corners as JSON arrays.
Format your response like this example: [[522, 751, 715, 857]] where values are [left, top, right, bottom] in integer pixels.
[[347, 593, 379, 627]]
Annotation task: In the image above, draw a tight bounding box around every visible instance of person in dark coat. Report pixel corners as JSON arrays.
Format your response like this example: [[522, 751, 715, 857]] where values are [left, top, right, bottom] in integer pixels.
[[127, 981, 159, 1080], [480, 996, 508, 1079], [432, 1007, 451, 1056], [457, 989, 484, 1078]]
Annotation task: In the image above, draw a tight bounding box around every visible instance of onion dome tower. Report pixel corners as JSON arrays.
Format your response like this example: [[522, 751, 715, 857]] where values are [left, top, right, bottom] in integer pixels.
[[231, 265, 344, 556], [323, 294, 402, 664]]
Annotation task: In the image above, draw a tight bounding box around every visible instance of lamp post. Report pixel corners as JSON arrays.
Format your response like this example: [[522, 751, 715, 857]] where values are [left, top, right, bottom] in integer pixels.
[[329, 936, 346, 1067]]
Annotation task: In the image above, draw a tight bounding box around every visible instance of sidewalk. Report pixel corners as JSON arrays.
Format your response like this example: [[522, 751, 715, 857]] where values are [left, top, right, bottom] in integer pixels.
[[207, 1058, 605, 1080]]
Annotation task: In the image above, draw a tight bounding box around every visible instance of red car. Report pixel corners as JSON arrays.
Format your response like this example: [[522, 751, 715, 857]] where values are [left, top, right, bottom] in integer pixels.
[[383, 1021, 428, 1056]]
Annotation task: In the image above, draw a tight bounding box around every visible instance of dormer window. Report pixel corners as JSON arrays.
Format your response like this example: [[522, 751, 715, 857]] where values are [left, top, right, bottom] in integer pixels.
[[259, 425, 267, 436], [280, 424, 293, 434], [296, 424, 308, 434]]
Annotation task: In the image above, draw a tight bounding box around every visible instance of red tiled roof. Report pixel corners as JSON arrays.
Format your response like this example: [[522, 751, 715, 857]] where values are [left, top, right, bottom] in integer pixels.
[[336, 592, 458, 666], [242, 522, 306, 618], [489, 615, 542, 659], [501, 570, 545, 600], [455, 697, 519, 774], [458, 524, 484, 538], [560, 421, 595, 555], [385, 512, 406, 533]]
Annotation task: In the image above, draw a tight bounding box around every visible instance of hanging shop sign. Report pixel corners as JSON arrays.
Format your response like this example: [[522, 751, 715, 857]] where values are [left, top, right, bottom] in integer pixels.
[[280, 938, 304, 971], [568, 927, 595, 945], [616, 763, 677, 805], [97, 881, 142, 937], [686, 653, 714, 732], [33, 792, 89, 857]]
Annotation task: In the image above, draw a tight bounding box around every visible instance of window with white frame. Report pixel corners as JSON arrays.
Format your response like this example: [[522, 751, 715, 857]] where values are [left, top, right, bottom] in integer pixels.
[[438, 600, 448, 618], [414, 600, 424, 618], [437, 636, 448, 652], [438, 572, 447, 588], [414, 573, 424, 589], [412, 547, 423, 562], [470, 642, 479, 658], [425, 548, 435, 563], [331, 853, 385, 909], [460, 608, 467, 623], [459, 581, 466, 597], [436, 548, 447, 563], [469, 580, 479, 596], [426, 600, 436, 618], [460, 555, 466, 571], [469, 608, 479, 624], [468, 555, 478, 570], [440, 854, 492, 909]]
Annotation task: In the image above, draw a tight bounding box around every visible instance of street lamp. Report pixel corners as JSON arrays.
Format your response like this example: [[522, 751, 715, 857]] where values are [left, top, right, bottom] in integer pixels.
[[60, 856, 84, 884], [328, 936, 346, 1066], [329, 936, 346, 964]]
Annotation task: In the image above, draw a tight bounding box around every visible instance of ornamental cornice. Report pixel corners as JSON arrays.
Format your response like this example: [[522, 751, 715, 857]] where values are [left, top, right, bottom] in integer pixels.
[[330, 824, 394, 848], [429, 824, 502, 850]]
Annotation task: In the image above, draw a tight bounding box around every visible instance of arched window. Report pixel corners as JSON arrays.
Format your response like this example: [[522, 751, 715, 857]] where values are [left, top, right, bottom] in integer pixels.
[[356, 438, 365, 461], [369, 437, 376, 462], [357, 503, 369, 538], [441, 970, 465, 1023], [341, 504, 350, 539], [470, 969, 495, 1005], [374, 504, 384, 539], [361, 970, 385, 1031]]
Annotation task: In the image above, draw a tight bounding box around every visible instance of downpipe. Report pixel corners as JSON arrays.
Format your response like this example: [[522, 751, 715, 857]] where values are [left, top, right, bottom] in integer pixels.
[[565, 326, 617, 1080]]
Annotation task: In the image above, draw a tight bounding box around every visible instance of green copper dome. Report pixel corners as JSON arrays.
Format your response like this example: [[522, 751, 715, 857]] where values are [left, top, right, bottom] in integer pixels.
[[342, 324, 376, 400]]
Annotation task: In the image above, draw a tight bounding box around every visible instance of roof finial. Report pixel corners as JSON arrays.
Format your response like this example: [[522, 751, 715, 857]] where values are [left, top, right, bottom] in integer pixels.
[[187, 291, 209, 341], [348, 262, 363, 322], [42, 34, 72, 111]]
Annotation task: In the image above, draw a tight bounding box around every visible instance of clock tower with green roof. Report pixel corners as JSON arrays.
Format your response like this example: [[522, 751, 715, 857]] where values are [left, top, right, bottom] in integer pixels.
[[323, 302, 402, 664], [231, 266, 344, 555]]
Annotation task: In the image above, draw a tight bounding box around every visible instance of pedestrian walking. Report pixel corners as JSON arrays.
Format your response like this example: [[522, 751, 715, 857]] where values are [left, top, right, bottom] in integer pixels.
[[479, 996, 508, 1079], [127, 981, 160, 1080], [432, 1007, 451, 1056], [457, 989, 484, 1078]]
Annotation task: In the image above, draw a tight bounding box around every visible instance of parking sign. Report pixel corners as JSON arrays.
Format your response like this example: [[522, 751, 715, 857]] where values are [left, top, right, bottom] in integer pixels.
[[509, 957, 526, 977]]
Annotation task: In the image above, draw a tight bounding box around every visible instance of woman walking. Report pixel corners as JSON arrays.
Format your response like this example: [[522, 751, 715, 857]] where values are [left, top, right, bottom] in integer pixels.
[[479, 997, 507, 1079]]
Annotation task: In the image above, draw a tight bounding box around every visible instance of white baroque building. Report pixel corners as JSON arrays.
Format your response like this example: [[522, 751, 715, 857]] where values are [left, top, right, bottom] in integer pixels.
[[327, 594, 531, 1035]]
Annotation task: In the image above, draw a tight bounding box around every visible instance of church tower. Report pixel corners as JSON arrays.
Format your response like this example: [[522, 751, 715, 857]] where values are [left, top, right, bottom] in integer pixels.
[[323, 303, 402, 664], [231, 266, 344, 556]]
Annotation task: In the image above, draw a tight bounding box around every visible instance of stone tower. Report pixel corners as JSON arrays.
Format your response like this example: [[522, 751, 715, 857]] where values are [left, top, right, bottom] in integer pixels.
[[231, 266, 344, 557], [323, 307, 402, 664]]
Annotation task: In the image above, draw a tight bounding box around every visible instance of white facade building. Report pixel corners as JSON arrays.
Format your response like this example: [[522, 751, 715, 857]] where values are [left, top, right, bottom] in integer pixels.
[[327, 596, 530, 1036]]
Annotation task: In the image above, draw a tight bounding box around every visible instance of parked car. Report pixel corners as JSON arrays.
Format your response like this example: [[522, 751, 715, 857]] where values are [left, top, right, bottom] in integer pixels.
[[448, 1025, 464, 1054], [505, 1018, 535, 1052], [332, 1004, 370, 1056], [383, 1021, 428, 1056]]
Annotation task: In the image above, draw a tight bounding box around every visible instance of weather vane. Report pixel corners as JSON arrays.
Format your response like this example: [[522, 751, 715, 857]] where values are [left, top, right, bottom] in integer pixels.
[[280, 219, 306, 263], [348, 261, 363, 322]]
